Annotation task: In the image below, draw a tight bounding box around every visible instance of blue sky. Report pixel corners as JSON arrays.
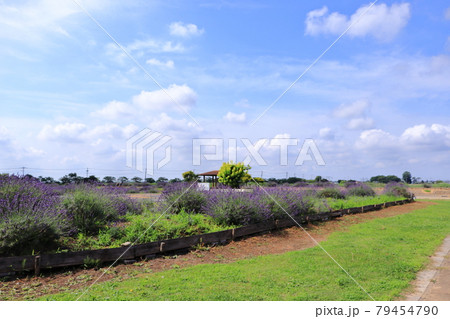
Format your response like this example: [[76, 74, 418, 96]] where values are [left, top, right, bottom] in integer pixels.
[[0, 0, 449, 181]]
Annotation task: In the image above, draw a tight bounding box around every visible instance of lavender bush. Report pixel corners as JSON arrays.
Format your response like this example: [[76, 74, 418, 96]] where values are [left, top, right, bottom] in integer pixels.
[[62, 184, 142, 235], [345, 182, 376, 197], [200, 187, 315, 226], [383, 182, 413, 199], [0, 175, 68, 256], [202, 188, 271, 225], [259, 187, 315, 220], [317, 187, 346, 199], [158, 182, 207, 214]]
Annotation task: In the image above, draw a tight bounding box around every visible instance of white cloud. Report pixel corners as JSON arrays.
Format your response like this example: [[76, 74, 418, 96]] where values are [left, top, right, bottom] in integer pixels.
[[400, 124, 450, 149], [94, 101, 131, 120], [223, 112, 246, 123], [445, 7, 450, 20], [0, 0, 109, 44], [273, 133, 291, 139], [27, 147, 46, 158], [169, 22, 204, 37], [333, 100, 374, 130], [346, 117, 374, 130], [126, 39, 185, 53], [94, 84, 197, 120], [146, 58, 175, 69], [234, 98, 251, 108], [148, 113, 198, 133], [334, 100, 369, 118], [0, 126, 10, 142], [38, 122, 88, 143], [355, 128, 398, 150], [38, 122, 139, 144], [305, 3, 411, 41], [356, 124, 450, 153], [106, 39, 184, 64], [319, 127, 335, 140]]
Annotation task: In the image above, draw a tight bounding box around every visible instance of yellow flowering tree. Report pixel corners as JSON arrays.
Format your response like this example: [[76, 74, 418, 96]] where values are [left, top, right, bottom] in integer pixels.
[[217, 162, 251, 188]]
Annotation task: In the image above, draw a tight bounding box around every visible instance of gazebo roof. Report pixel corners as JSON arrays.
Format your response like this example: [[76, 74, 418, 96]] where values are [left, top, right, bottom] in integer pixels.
[[198, 170, 219, 176]]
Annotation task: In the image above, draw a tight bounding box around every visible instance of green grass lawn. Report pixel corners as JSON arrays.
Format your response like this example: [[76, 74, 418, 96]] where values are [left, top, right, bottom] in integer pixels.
[[324, 194, 403, 210], [40, 200, 450, 301]]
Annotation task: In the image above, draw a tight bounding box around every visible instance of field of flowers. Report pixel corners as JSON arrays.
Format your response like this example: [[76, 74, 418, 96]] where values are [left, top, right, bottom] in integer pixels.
[[0, 174, 412, 257]]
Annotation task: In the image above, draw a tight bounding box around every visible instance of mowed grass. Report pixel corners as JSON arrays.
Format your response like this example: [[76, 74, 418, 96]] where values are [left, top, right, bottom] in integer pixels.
[[40, 200, 450, 301]]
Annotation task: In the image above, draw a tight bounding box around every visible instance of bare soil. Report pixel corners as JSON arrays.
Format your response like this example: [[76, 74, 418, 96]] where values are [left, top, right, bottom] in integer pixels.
[[410, 187, 450, 200], [0, 201, 433, 301]]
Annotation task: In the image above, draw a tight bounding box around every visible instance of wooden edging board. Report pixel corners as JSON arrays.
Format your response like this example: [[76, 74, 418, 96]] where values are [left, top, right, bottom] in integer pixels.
[[0, 199, 413, 275]]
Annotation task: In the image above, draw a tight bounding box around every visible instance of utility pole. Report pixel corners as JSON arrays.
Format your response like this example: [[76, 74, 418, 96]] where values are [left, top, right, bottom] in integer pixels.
[[21, 166, 26, 176], [86, 168, 89, 178]]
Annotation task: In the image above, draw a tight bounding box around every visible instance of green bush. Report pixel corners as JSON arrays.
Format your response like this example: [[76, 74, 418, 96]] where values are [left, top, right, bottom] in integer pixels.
[[317, 187, 346, 199], [346, 183, 376, 197], [0, 175, 67, 256], [383, 182, 413, 199], [159, 183, 207, 214], [122, 209, 228, 244], [217, 162, 251, 188], [0, 215, 62, 256]]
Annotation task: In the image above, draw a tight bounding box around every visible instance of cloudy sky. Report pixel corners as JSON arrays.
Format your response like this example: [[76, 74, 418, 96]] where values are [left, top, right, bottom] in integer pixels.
[[0, 0, 449, 181]]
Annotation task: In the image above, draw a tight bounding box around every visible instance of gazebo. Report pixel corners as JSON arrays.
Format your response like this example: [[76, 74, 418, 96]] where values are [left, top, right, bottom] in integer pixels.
[[198, 170, 219, 187]]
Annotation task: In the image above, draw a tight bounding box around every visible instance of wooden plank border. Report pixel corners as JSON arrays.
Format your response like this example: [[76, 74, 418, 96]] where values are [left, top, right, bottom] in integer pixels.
[[0, 199, 413, 274]]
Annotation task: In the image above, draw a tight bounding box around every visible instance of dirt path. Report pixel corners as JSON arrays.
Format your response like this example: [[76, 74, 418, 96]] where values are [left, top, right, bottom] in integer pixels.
[[0, 201, 432, 300], [402, 236, 450, 301]]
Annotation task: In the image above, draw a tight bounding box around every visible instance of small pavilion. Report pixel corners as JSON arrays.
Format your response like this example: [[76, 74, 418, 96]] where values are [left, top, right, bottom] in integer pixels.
[[198, 170, 219, 187]]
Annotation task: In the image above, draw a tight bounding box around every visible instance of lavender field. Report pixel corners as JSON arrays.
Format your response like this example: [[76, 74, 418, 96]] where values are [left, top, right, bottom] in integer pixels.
[[0, 174, 411, 257]]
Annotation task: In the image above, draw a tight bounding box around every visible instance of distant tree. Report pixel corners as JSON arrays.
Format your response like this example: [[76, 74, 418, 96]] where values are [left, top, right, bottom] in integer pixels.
[[102, 176, 116, 184], [60, 172, 83, 184], [170, 178, 182, 183], [145, 177, 156, 183], [117, 176, 128, 184], [370, 175, 401, 183], [157, 177, 168, 183], [182, 170, 198, 182], [402, 171, 412, 184], [38, 176, 57, 184], [386, 175, 401, 183], [217, 162, 251, 188], [314, 176, 323, 182], [252, 177, 265, 184], [286, 177, 306, 184], [84, 175, 99, 183], [131, 176, 143, 183]]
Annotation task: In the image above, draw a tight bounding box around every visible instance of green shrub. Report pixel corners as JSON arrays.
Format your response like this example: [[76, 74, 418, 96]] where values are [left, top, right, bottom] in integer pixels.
[[159, 183, 207, 214], [346, 183, 376, 197], [383, 182, 413, 199], [61, 184, 142, 235], [62, 189, 113, 235], [0, 175, 67, 256], [317, 187, 346, 199], [122, 209, 228, 244], [0, 215, 62, 256]]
